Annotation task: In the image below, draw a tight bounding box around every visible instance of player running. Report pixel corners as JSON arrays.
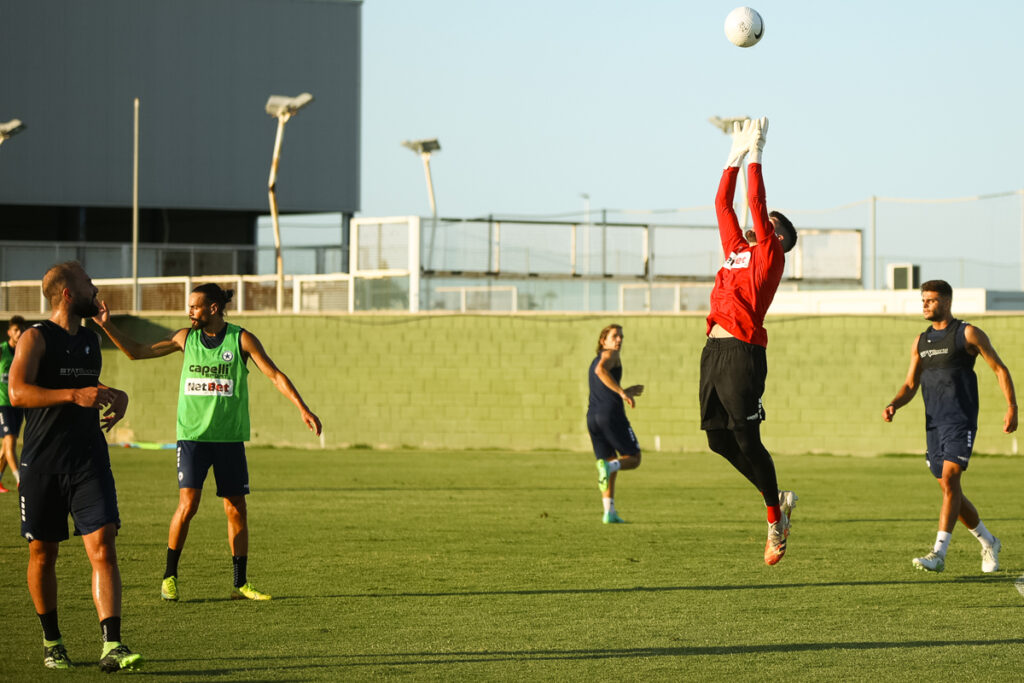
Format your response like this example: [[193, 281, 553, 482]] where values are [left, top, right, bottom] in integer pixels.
[[95, 283, 321, 602], [883, 280, 1016, 573], [700, 117, 799, 565], [0, 315, 27, 492], [587, 324, 643, 524], [10, 262, 142, 672]]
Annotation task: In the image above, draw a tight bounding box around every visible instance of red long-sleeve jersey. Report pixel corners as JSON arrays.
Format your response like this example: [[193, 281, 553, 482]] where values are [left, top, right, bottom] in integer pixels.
[[705, 163, 785, 347]]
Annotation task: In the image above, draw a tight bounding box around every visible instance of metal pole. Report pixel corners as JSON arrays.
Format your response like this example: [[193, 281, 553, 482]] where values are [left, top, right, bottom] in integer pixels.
[[422, 153, 437, 271], [268, 114, 290, 312], [582, 193, 590, 312], [132, 97, 140, 312], [1020, 189, 1024, 290], [869, 195, 877, 290]]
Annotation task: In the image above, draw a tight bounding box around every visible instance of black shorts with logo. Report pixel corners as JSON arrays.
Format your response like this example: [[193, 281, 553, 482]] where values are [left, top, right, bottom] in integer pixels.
[[0, 405, 24, 438], [699, 337, 767, 431], [20, 467, 120, 542], [176, 440, 249, 497], [587, 411, 640, 459]]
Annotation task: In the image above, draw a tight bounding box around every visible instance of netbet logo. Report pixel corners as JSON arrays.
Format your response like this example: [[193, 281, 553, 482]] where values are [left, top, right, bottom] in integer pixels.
[[184, 377, 235, 397]]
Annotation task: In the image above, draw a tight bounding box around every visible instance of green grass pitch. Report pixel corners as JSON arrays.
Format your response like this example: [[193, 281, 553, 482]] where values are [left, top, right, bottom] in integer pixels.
[[2, 447, 1024, 680]]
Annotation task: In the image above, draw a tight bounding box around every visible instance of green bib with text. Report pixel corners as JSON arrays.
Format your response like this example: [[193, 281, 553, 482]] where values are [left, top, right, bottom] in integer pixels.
[[177, 324, 250, 441], [0, 342, 13, 407]]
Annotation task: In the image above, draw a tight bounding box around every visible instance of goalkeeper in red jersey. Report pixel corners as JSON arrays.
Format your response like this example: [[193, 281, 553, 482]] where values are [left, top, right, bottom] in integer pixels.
[[699, 117, 799, 566]]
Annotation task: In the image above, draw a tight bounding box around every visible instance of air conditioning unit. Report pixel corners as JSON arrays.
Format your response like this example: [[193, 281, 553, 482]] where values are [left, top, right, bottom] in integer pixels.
[[887, 263, 920, 290]]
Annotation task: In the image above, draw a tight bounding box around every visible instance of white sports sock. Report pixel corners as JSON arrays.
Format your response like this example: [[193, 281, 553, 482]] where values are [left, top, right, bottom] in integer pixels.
[[606, 459, 622, 474], [602, 497, 614, 513], [969, 521, 996, 547], [933, 530, 952, 556]]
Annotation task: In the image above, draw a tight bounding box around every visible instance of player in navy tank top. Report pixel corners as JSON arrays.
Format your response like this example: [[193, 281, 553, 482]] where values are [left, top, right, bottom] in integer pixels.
[[884, 280, 1017, 573], [9, 262, 142, 671], [586, 324, 643, 524]]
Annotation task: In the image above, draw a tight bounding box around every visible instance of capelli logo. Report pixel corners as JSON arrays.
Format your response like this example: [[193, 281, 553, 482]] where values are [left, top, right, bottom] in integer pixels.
[[222, 351, 233, 362]]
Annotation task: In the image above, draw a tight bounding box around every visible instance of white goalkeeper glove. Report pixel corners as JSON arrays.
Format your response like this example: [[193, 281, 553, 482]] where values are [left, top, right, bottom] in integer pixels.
[[748, 116, 768, 164], [725, 119, 753, 169]]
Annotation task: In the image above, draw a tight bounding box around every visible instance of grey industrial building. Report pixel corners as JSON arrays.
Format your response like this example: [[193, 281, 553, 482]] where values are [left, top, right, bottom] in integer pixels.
[[0, 0, 361, 280]]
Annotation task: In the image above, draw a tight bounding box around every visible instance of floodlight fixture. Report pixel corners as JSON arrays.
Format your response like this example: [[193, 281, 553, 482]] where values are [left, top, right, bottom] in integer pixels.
[[401, 138, 441, 155], [0, 118, 25, 146], [265, 92, 314, 118], [265, 93, 315, 312]]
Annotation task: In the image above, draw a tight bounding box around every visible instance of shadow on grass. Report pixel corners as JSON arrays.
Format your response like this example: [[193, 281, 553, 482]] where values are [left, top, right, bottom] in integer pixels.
[[332, 637, 1024, 666], [327, 574, 1011, 599]]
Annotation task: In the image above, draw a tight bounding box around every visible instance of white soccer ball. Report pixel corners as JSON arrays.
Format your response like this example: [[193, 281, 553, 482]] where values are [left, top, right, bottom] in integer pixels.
[[724, 7, 764, 48]]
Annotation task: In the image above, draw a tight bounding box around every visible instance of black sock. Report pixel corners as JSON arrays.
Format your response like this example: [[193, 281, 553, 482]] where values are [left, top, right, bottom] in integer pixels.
[[232, 555, 247, 588], [100, 616, 121, 644], [38, 609, 61, 642], [164, 547, 182, 579]]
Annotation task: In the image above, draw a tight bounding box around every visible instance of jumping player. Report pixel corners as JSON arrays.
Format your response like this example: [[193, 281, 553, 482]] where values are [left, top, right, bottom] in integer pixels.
[[587, 324, 643, 524], [0, 315, 27, 492], [884, 280, 1016, 573], [10, 262, 142, 671], [95, 283, 321, 602], [700, 117, 799, 565]]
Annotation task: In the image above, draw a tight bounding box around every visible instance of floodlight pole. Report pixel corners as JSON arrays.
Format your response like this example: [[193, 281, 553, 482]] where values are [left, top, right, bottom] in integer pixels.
[[402, 139, 441, 270], [422, 152, 439, 272], [132, 97, 140, 312], [268, 111, 291, 313]]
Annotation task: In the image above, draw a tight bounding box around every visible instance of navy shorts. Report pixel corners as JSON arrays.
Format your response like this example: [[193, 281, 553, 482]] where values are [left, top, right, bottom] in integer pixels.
[[699, 337, 767, 431], [0, 405, 23, 438], [20, 468, 120, 542], [587, 411, 640, 460], [925, 424, 975, 478], [177, 441, 249, 497]]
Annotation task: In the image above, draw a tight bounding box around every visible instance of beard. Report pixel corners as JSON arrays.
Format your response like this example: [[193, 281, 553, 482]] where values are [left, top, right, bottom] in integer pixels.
[[72, 297, 99, 318]]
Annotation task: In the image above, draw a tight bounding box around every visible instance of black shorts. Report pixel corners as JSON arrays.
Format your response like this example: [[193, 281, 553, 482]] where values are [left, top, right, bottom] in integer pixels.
[[587, 411, 640, 459], [20, 468, 120, 542], [699, 337, 767, 431], [925, 424, 975, 477], [0, 405, 23, 438], [177, 440, 249, 497]]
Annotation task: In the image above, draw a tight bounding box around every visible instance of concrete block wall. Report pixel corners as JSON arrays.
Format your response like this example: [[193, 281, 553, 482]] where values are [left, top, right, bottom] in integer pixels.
[[93, 312, 1024, 457]]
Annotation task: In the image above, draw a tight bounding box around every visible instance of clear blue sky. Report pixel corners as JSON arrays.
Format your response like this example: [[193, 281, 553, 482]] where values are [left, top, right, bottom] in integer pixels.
[[356, 1, 1024, 288]]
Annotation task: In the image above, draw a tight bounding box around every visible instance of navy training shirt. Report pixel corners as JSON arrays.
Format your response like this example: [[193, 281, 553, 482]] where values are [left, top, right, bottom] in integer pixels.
[[588, 354, 625, 417], [918, 319, 979, 430]]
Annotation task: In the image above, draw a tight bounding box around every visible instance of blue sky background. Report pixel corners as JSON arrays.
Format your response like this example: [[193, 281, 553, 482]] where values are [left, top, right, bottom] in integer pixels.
[[347, 1, 1024, 287], [362, 1, 1023, 214]]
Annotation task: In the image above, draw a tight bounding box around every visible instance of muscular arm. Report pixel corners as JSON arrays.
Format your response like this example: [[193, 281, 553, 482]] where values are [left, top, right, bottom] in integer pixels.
[[883, 335, 922, 422], [93, 301, 186, 359], [240, 330, 322, 436], [747, 163, 773, 244], [8, 327, 117, 410], [715, 167, 747, 254], [965, 324, 1018, 433]]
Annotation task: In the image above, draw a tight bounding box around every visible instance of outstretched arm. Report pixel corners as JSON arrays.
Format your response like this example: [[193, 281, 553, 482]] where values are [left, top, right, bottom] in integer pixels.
[[93, 300, 186, 359], [747, 117, 774, 244], [240, 330, 322, 436], [966, 325, 1018, 433], [716, 120, 753, 254], [883, 335, 923, 422]]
